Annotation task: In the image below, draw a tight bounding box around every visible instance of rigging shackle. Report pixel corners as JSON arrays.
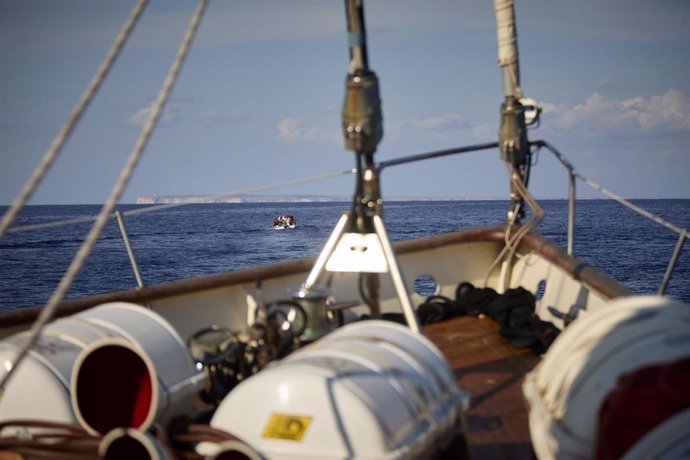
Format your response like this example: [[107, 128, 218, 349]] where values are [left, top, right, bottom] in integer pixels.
[[349, 165, 382, 234], [342, 0, 383, 156]]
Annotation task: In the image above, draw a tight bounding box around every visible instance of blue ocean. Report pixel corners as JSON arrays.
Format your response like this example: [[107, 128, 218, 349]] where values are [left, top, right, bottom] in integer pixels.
[[1, 199, 688, 311]]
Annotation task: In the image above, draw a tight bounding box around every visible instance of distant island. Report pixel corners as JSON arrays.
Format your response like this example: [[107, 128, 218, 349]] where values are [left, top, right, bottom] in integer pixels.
[[135, 194, 496, 204], [136, 194, 348, 204]]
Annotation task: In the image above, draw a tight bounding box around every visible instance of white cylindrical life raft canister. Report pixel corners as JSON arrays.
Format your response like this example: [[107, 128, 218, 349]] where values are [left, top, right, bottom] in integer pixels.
[[205, 320, 469, 460], [205, 440, 267, 460], [0, 311, 111, 431], [522, 295, 690, 460], [0, 302, 205, 437], [99, 427, 174, 460]]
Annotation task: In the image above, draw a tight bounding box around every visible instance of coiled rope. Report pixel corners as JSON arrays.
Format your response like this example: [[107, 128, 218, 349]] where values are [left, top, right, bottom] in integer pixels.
[[0, 420, 100, 460], [0, 419, 252, 460]]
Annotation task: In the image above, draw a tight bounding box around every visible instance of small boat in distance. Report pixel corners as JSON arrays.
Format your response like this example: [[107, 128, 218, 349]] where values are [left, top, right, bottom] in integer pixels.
[[272, 213, 296, 230]]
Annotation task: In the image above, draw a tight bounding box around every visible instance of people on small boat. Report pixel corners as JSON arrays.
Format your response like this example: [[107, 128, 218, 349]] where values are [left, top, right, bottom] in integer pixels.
[[273, 213, 296, 229]]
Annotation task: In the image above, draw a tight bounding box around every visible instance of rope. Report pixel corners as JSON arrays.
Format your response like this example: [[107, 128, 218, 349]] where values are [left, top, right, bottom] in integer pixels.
[[5, 168, 356, 234], [483, 161, 544, 288], [0, 0, 149, 240], [0, 0, 208, 394], [0, 419, 254, 460], [169, 423, 245, 459], [0, 419, 100, 460]]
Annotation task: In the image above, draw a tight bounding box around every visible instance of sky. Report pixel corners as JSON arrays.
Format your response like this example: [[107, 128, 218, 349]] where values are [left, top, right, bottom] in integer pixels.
[[1, 0, 689, 205]]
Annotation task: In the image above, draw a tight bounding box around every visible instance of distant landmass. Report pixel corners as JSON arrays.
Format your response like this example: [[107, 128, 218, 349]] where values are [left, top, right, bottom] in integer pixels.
[[135, 194, 498, 204], [136, 194, 347, 204]]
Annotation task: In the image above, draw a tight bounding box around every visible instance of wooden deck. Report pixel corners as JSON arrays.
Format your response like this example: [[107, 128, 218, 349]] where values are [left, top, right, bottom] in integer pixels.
[[425, 315, 540, 459]]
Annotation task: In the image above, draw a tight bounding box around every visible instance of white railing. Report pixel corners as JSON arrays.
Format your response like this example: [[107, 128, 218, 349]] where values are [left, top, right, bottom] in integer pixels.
[[533, 140, 688, 295]]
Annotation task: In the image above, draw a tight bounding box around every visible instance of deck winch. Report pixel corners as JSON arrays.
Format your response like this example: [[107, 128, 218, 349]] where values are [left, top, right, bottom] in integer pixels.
[[289, 286, 338, 342]]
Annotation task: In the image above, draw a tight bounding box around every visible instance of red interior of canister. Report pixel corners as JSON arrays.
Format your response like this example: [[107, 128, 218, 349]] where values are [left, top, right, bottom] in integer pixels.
[[74, 343, 154, 435]]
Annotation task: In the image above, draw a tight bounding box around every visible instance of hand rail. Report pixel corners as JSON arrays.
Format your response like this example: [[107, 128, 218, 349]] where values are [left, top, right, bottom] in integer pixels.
[[4, 137, 686, 296], [114, 211, 145, 290], [532, 140, 688, 295]]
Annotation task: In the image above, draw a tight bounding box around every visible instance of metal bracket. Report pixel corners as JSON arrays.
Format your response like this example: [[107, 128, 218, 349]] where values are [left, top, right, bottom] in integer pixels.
[[303, 211, 420, 334]]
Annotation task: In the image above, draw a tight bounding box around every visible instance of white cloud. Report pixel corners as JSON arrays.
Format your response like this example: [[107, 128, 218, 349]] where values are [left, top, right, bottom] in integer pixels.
[[277, 118, 303, 143], [541, 89, 690, 137], [200, 110, 240, 122], [398, 113, 492, 143], [414, 113, 469, 131], [276, 118, 339, 144], [471, 123, 495, 140], [128, 102, 178, 126]]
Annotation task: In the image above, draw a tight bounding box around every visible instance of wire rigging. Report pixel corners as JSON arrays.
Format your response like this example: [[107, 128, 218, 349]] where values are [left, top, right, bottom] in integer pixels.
[[5, 169, 355, 234], [533, 140, 687, 238], [0, 0, 149, 240], [0, 0, 209, 395]]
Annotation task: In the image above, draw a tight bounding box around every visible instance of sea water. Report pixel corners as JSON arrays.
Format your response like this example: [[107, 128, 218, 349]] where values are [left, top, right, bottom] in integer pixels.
[[1, 199, 688, 311]]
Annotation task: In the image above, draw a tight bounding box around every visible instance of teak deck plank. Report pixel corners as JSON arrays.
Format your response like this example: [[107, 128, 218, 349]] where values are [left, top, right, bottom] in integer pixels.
[[425, 315, 540, 459]]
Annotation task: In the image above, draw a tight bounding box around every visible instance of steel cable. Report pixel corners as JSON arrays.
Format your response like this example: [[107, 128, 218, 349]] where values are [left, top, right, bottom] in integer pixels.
[[0, 0, 208, 394], [0, 0, 149, 240]]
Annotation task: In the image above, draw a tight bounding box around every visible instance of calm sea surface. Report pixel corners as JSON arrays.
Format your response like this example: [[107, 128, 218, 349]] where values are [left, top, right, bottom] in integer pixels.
[[1, 200, 688, 311]]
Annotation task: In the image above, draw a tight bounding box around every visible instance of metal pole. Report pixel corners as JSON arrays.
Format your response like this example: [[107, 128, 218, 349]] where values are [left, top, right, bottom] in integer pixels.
[[344, 0, 369, 72], [373, 215, 420, 333], [659, 231, 687, 295], [115, 210, 145, 289], [567, 171, 576, 255], [303, 213, 350, 290]]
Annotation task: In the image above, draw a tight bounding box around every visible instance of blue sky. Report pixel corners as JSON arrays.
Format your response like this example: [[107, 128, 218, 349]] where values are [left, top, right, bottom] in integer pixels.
[[1, 0, 689, 204]]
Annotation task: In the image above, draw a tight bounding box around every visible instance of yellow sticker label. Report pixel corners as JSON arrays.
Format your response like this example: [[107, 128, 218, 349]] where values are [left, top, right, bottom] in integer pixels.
[[262, 413, 312, 441]]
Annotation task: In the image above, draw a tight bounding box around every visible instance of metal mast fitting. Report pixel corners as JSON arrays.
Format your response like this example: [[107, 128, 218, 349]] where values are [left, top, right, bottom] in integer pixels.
[[302, 0, 419, 334], [342, 0, 383, 157]]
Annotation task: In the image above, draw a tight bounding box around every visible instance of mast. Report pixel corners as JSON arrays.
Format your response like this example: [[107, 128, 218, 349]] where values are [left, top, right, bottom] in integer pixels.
[[342, 0, 382, 160], [494, 0, 531, 223], [492, 0, 544, 291], [342, 0, 383, 230], [495, 0, 522, 101], [301, 0, 420, 333]]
